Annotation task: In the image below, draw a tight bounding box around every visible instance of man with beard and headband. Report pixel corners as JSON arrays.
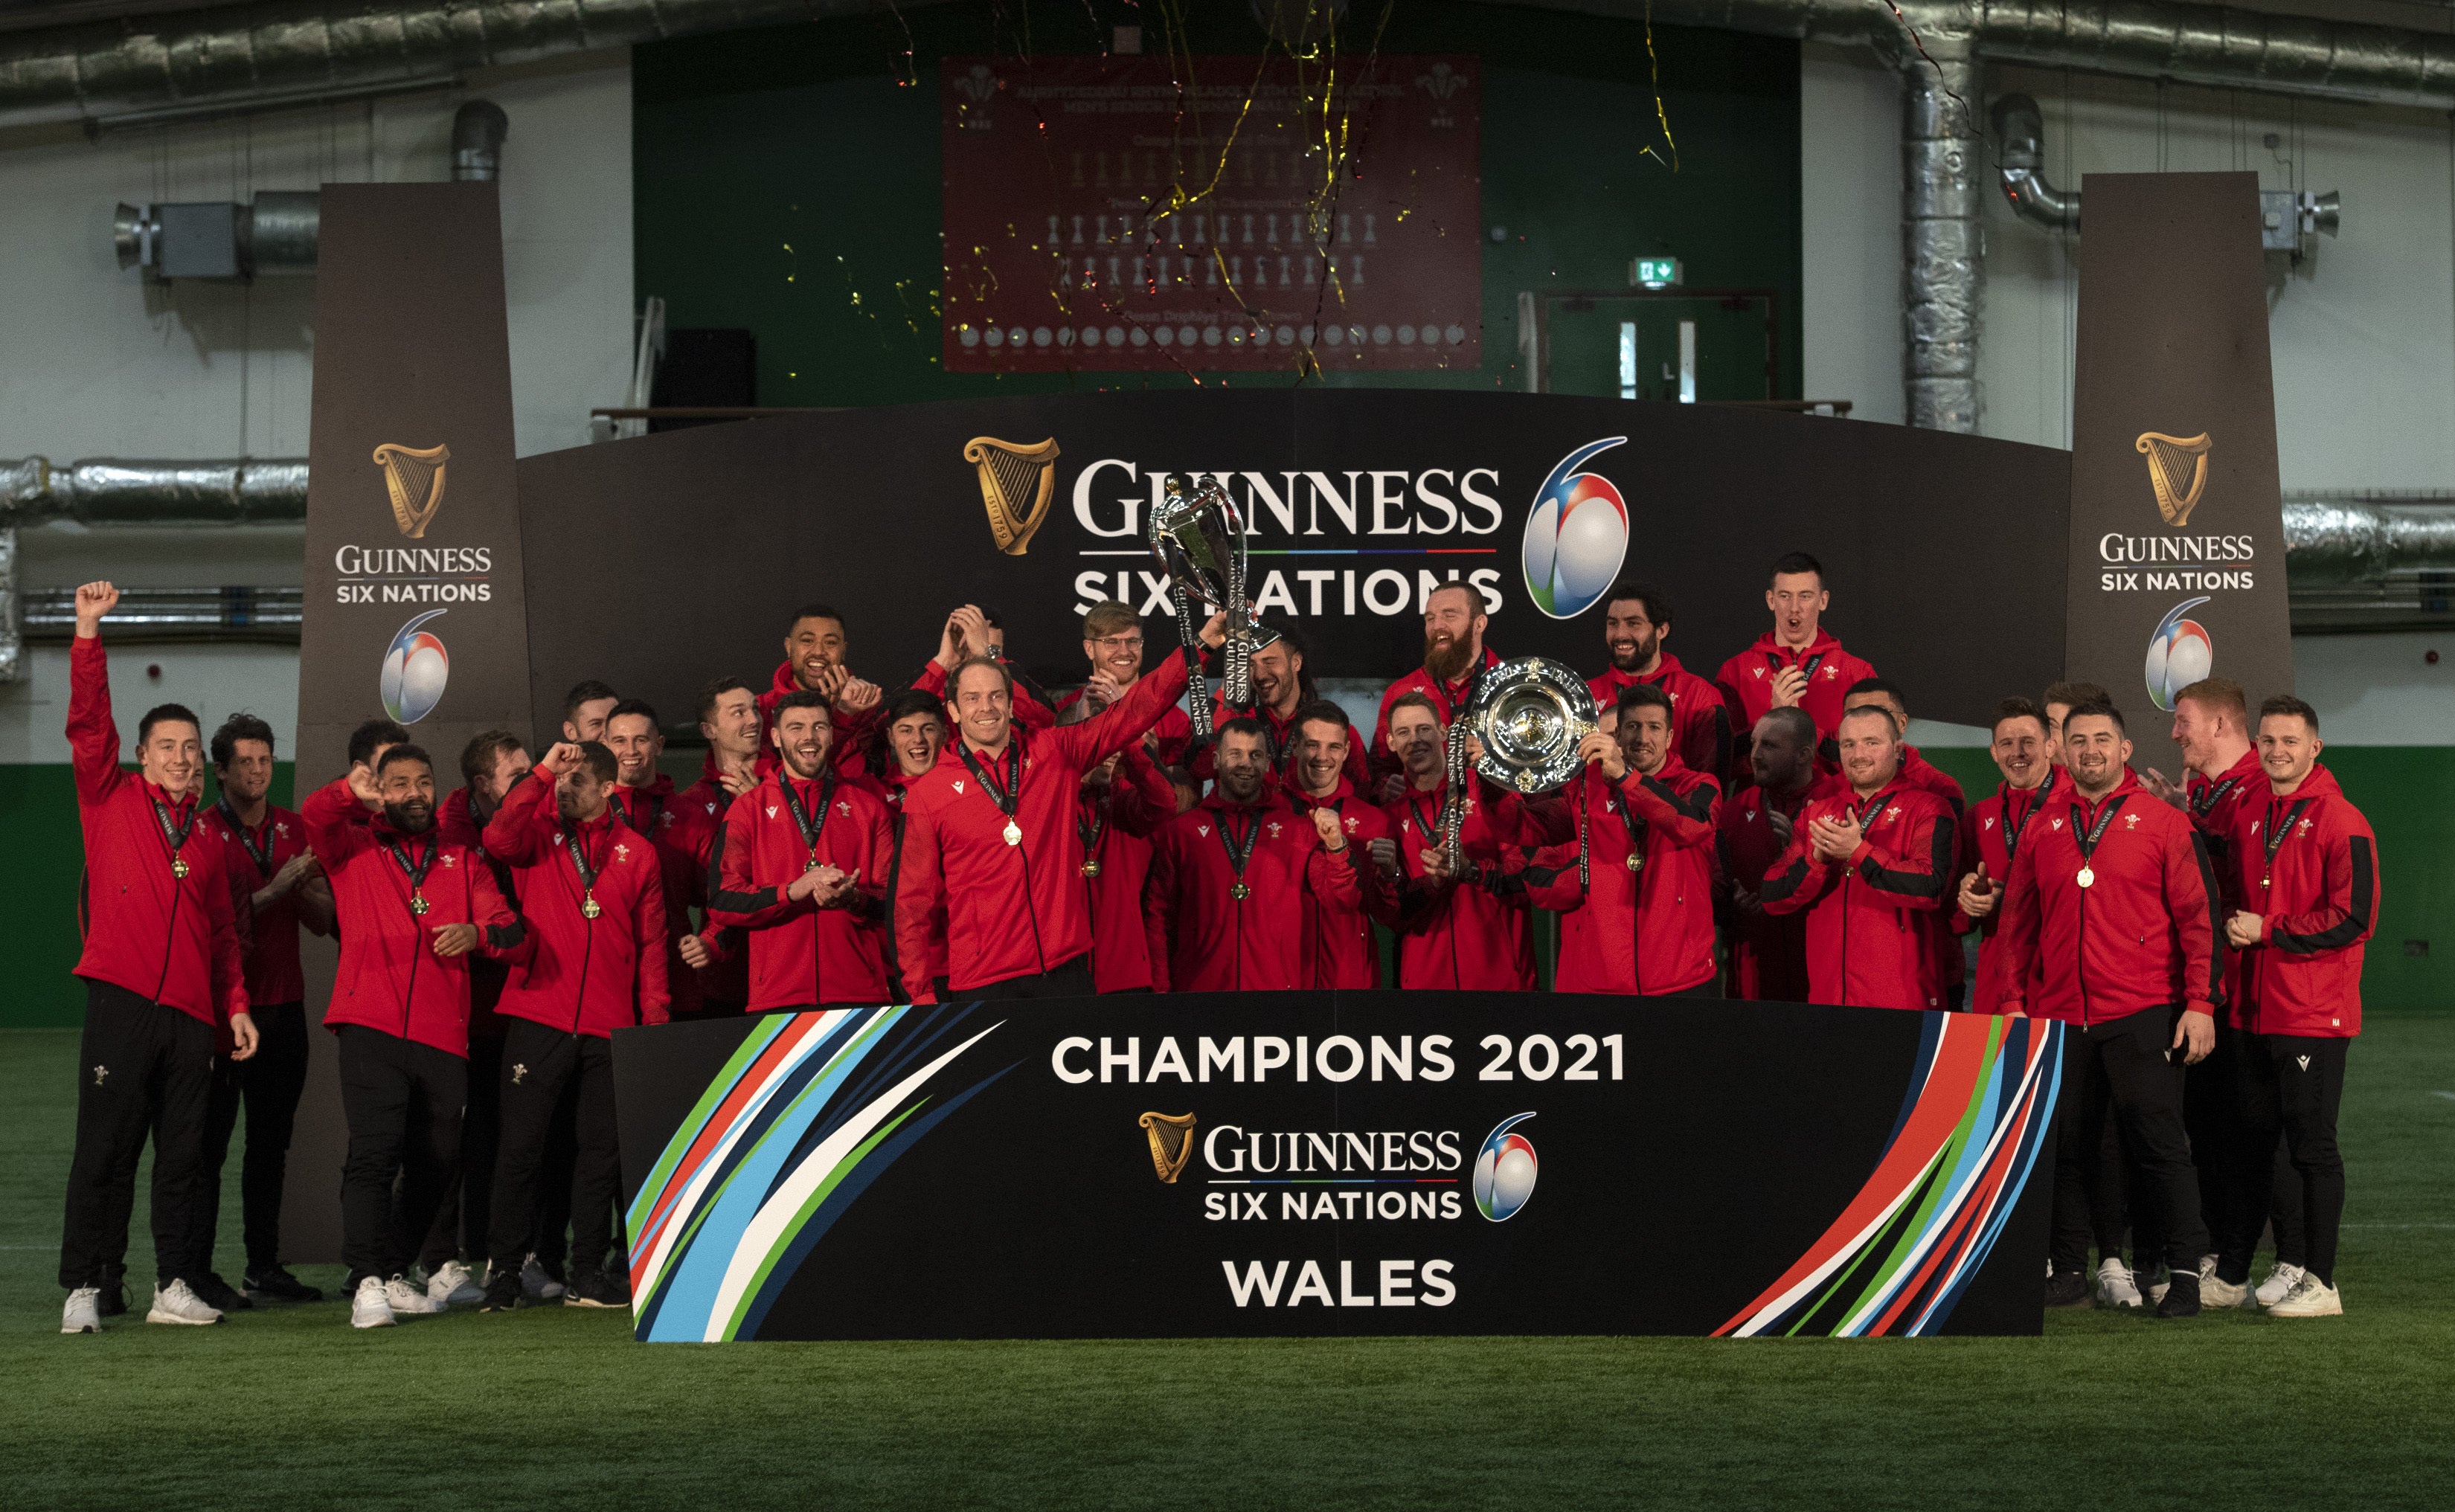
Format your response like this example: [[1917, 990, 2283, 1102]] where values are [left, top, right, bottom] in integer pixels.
[[667, 678, 759, 1017], [1588, 582, 1730, 781], [304, 743, 522, 1329], [561, 681, 618, 745], [708, 692, 898, 1010], [475, 741, 669, 1314], [190, 714, 331, 1314], [1144, 719, 1360, 992], [601, 698, 719, 1020], [1195, 623, 1370, 791], [1518, 683, 1721, 997], [1713, 552, 1878, 773], [57, 582, 255, 1335], [1058, 694, 1178, 993], [1759, 705, 1956, 1011], [1993, 701, 2224, 1319], [1066, 599, 1191, 767], [1284, 701, 1396, 988], [1716, 707, 1837, 1002], [1374, 690, 1537, 991], [896, 615, 1224, 1002], [754, 602, 887, 775], [1370, 582, 1501, 788]]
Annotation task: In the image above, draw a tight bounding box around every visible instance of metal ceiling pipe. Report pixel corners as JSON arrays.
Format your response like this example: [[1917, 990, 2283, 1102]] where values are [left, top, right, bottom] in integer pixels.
[[2281, 496, 2455, 585], [452, 99, 510, 181], [1902, 23, 1984, 433], [0, 457, 309, 525], [1990, 91, 2077, 232]]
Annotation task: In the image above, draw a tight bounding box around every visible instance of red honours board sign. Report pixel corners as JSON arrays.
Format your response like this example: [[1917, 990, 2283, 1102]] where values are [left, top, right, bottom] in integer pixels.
[[941, 54, 1480, 373]]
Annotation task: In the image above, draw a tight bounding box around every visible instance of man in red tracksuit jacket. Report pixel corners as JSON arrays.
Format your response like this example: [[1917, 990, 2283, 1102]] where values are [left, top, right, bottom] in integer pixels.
[[1716, 707, 1838, 1002], [304, 744, 523, 1328], [478, 740, 670, 1313], [1993, 700, 2224, 1319], [1759, 706, 1956, 1011], [1071, 736, 1177, 993], [603, 697, 730, 1019], [190, 712, 332, 1313], [1370, 582, 1501, 784], [1191, 623, 1373, 792], [1143, 721, 1361, 992], [2208, 695, 2377, 1318], [1071, 598, 1193, 766], [1375, 691, 1537, 991], [1713, 550, 1878, 776], [1588, 582, 1730, 782], [1951, 698, 2062, 1017], [58, 583, 256, 1334], [896, 620, 1220, 1002], [665, 678, 761, 1015], [1284, 701, 1397, 988], [707, 692, 899, 1009], [1519, 684, 1721, 997], [870, 688, 951, 994], [1844, 678, 1971, 1009]]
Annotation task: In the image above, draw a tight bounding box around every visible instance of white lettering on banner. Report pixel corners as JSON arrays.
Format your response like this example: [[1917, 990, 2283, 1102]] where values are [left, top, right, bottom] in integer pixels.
[[1073, 457, 1140, 536], [334, 544, 495, 575], [1066, 1034, 1457, 1084], [2098, 570, 2257, 593], [1050, 1036, 1094, 1083], [1197, 1125, 1465, 1175], [2096, 533, 2258, 564], [1221, 1258, 1455, 1307], [1201, 1189, 1466, 1223]]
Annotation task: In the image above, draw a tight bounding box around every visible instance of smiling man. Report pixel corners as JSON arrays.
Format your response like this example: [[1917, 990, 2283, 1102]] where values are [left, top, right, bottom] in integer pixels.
[[1370, 582, 1501, 786], [1588, 582, 1730, 781]]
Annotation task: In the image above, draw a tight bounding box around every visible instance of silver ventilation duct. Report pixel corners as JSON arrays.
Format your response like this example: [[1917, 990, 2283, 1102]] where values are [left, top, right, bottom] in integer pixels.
[[452, 100, 511, 181], [2281, 495, 2455, 587], [1991, 92, 2077, 231], [19, 586, 303, 643], [0, 457, 310, 526]]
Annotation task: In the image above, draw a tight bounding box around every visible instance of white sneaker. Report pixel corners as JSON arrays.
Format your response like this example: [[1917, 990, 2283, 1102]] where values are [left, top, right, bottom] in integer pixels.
[[2266, 1274, 2343, 1317], [146, 1278, 223, 1325], [427, 1259, 484, 1307], [2255, 1262, 2307, 1308], [385, 1275, 444, 1315], [2096, 1258, 2144, 1309], [62, 1287, 102, 1334], [351, 1275, 395, 1329], [2198, 1256, 2252, 1309], [521, 1255, 566, 1301]]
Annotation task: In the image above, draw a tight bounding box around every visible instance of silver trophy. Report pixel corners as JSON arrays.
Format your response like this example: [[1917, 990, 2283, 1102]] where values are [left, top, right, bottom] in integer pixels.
[[1146, 474, 1277, 739], [1442, 657, 1599, 878]]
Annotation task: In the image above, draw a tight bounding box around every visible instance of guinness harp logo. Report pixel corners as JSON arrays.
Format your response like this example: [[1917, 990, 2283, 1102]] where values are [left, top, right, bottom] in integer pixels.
[[964, 436, 1061, 555], [373, 443, 451, 538], [1137, 1110, 1197, 1184], [2134, 431, 2211, 527]]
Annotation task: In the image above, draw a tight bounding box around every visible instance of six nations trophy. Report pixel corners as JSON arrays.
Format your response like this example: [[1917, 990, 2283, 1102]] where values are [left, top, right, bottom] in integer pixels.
[[1146, 474, 1279, 740]]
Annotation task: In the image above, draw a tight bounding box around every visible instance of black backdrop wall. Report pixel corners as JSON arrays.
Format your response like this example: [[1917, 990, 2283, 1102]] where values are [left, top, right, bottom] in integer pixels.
[[516, 390, 2070, 733]]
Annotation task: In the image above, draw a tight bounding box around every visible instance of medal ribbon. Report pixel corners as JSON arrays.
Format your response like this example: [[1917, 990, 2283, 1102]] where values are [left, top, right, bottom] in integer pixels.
[[2190, 773, 2247, 820], [1213, 808, 1262, 889], [1767, 649, 1828, 683], [1076, 795, 1108, 860], [1407, 790, 1445, 849], [777, 772, 836, 864], [957, 741, 1022, 817], [385, 835, 437, 904], [561, 823, 605, 898], [215, 797, 275, 877], [2069, 793, 2131, 866], [2260, 797, 2316, 878], [1997, 769, 2055, 866], [153, 793, 199, 872]]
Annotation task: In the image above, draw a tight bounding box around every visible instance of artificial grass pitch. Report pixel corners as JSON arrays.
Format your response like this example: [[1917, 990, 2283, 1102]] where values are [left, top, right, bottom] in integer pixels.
[[2, 1019, 2450, 1511]]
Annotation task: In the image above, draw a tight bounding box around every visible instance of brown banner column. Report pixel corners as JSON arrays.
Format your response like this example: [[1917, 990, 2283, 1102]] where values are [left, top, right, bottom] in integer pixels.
[[280, 182, 533, 1261], [2063, 171, 2294, 778]]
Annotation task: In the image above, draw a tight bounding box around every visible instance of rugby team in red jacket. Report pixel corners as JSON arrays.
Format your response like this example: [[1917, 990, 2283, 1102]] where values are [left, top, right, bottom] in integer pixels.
[[57, 547, 2376, 1332]]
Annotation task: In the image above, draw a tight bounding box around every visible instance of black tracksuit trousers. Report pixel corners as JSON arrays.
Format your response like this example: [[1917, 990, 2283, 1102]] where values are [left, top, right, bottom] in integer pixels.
[[59, 980, 214, 1290], [2223, 1034, 2350, 1286], [183, 1000, 310, 1278], [2050, 1005, 2209, 1278], [488, 1018, 623, 1281], [419, 1032, 504, 1271], [337, 1024, 466, 1290]]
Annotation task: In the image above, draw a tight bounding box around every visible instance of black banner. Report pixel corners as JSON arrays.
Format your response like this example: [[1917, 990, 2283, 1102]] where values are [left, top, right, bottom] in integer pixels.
[[2066, 172, 2295, 771], [613, 993, 2061, 1341], [518, 391, 2070, 735]]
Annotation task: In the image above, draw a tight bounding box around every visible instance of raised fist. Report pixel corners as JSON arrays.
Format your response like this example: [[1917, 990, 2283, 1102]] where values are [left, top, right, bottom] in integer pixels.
[[1311, 806, 1347, 849], [538, 741, 585, 777], [73, 581, 120, 637]]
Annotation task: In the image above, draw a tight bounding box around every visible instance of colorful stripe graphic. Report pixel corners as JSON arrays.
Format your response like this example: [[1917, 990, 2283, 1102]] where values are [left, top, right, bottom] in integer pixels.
[[1714, 1013, 2064, 1338], [627, 1006, 1010, 1342]]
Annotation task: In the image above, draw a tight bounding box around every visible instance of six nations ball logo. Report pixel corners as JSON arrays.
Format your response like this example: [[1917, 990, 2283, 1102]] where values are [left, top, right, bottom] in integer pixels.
[[1521, 437, 1630, 620]]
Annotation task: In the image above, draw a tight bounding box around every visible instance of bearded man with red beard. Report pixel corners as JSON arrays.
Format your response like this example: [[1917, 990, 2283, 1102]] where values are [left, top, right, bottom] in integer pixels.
[[1369, 582, 1500, 792]]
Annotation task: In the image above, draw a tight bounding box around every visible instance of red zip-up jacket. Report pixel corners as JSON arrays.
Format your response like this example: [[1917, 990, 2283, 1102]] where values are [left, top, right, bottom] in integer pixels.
[[67, 635, 248, 1028], [1993, 769, 2224, 1024], [1192, 695, 1373, 793], [1077, 746, 1175, 992], [2228, 765, 2376, 1038], [484, 770, 670, 1036], [304, 779, 522, 1056], [1896, 747, 1970, 997], [1381, 774, 1536, 991], [206, 800, 312, 1006], [1588, 653, 1731, 783], [1056, 684, 1193, 768], [2185, 745, 2265, 1008], [606, 774, 728, 1017], [1713, 628, 1878, 762], [1518, 758, 1721, 996], [895, 649, 1193, 1000], [670, 757, 751, 1009], [1951, 768, 2064, 1018], [437, 788, 518, 1033], [1715, 773, 1841, 1001], [707, 768, 896, 1008], [1759, 777, 1956, 1011], [760, 656, 1059, 777], [1143, 791, 1361, 992], [870, 765, 945, 993], [1287, 779, 1399, 988], [1370, 646, 1502, 780]]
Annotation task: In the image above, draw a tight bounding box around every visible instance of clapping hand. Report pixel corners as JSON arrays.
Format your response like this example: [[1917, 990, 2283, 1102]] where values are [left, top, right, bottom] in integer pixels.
[[1807, 810, 1863, 863], [2226, 911, 2263, 948], [1768, 666, 1809, 710], [1958, 862, 1997, 919]]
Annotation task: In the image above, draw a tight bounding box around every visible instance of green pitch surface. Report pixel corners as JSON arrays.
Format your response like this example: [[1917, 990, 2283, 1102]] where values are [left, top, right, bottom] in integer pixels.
[[4, 1018, 2450, 1511]]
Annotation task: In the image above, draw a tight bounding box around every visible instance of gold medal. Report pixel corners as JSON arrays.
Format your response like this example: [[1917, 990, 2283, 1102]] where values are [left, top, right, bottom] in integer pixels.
[[583, 894, 602, 920], [1230, 883, 1251, 901], [1003, 820, 1023, 846], [1625, 854, 1643, 872], [1081, 859, 1102, 878], [410, 892, 430, 916], [171, 857, 189, 880], [2075, 867, 2096, 889]]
